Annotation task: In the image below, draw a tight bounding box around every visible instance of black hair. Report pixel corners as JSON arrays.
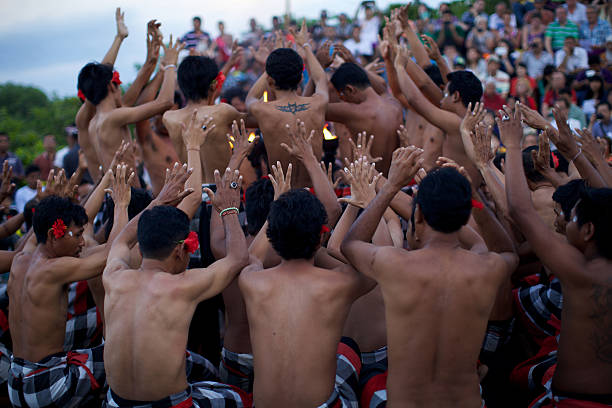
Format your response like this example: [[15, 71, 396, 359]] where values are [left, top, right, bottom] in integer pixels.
[[193, 16, 201, 23], [493, 151, 505, 172], [77, 62, 114, 105], [331, 62, 371, 92], [424, 64, 444, 88], [265, 48, 304, 91], [173, 91, 185, 109], [266, 189, 327, 259], [138, 206, 190, 260], [222, 87, 247, 103], [585, 76, 604, 100], [522, 145, 547, 183], [552, 179, 586, 221], [597, 101, 611, 111], [574, 187, 612, 259], [177, 56, 219, 102], [413, 167, 472, 233], [588, 53, 601, 67], [24, 199, 38, 230], [25, 165, 41, 176], [447, 71, 483, 108], [543, 64, 556, 78], [33, 196, 87, 244], [103, 188, 153, 240], [245, 178, 274, 236], [247, 138, 269, 180]]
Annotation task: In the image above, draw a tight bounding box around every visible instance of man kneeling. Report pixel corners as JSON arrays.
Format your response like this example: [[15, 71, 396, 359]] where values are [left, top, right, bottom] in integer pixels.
[[103, 165, 250, 407]]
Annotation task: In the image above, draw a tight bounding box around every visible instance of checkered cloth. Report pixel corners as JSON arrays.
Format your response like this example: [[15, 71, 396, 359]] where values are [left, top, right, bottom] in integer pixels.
[[359, 360, 387, 408], [8, 344, 105, 407], [514, 276, 563, 343], [186, 350, 219, 383], [105, 382, 251, 408], [219, 348, 253, 393], [0, 342, 11, 385], [529, 381, 612, 407], [480, 319, 514, 365], [360, 346, 387, 366], [64, 281, 103, 351], [317, 337, 361, 408]]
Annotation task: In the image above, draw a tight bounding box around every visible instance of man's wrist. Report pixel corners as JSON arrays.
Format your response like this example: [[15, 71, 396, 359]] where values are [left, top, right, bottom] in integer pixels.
[[381, 180, 402, 196], [186, 146, 201, 151]]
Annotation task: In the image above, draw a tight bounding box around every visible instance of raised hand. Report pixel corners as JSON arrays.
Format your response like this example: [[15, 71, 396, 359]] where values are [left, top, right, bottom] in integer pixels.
[[436, 156, 473, 186], [421, 34, 441, 61], [394, 44, 410, 67], [349, 132, 383, 164], [290, 19, 310, 48], [37, 169, 78, 201], [227, 40, 244, 67], [469, 122, 495, 169], [575, 128, 604, 163], [531, 130, 553, 174], [387, 146, 425, 190], [228, 118, 258, 157], [105, 164, 134, 208], [316, 40, 334, 68], [161, 34, 185, 66], [460, 102, 486, 136], [518, 102, 549, 130], [364, 58, 385, 75], [551, 107, 580, 158], [156, 163, 194, 207], [269, 161, 292, 200], [496, 102, 523, 150], [321, 161, 341, 189], [182, 110, 215, 150], [0, 162, 15, 203], [249, 37, 274, 65], [396, 4, 411, 30], [280, 120, 317, 165], [204, 167, 242, 214], [273, 30, 288, 50], [116, 7, 128, 39], [339, 158, 381, 209], [333, 43, 357, 64], [396, 125, 411, 147], [146, 20, 162, 64]]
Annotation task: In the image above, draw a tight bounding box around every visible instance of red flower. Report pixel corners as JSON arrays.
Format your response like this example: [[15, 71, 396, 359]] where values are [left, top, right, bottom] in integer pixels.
[[215, 72, 226, 91], [112, 71, 122, 85], [183, 231, 199, 254], [51, 219, 67, 239], [320, 225, 330, 235], [77, 89, 85, 101], [471, 199, 484, 210], [551, 152, 559, 169]]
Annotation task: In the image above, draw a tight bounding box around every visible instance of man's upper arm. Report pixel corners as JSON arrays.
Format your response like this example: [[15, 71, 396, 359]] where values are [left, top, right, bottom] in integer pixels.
[[108, 101, 172, 128], [181, 255, 244, 302], [326, 102, 361, 125], [342, 238, 387, 279], [48, 245, 110, 285], [406, 88, 459, 135]]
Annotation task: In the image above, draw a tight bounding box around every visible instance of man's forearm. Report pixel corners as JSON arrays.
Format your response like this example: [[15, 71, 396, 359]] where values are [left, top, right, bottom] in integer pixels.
[[155, 66, 177, 105], [102, 35, 125, 66], [405, 59, 443, 104], [123, 61, 157, 107], [403, 25, 430, 67], [384, 56, 410, 108], [304, 160, 341, 226], [471, 194, 515, 254], [224, 213, 248, 262], [108, 203, 129, 243], [179, 148, 203, 219], [344, 183, 397, 245], [246, 73, 268, 108], [135, 69, 164, 106], [303, 45, 326, 93], [505, 146, 535, 220]]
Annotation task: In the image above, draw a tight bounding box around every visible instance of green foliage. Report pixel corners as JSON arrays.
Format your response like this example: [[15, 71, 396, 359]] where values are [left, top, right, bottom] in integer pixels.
[[0, 83, 80, 166]]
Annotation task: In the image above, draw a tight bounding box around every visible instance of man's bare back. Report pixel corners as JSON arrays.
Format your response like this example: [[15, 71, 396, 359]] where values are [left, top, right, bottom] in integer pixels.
[[402, 110, 445, 171], [163, 103, 243, 183], [250, 95, 327, 188], [239, 261, 359, 407]]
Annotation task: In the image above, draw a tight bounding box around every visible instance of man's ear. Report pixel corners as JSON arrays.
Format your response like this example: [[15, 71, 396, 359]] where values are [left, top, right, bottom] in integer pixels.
[[415, 204, 424, 224], [452, 91, 461, 104], [47, 229, 54, 243], [266, 76, 276, 89], [581, 221, 595, 243]]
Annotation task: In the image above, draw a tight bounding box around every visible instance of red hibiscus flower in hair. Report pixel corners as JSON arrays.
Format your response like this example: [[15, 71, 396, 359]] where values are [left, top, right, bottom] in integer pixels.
[[112, 71, 122, 85], [183, 231, 199, 254], [51, 219, 67, 239]]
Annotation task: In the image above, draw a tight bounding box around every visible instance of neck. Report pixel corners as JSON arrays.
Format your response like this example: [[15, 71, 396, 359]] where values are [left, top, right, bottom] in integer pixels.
[[140, 258, 176, 274], [186, 99, 210, 108], [279, 257, 315, 268], [274, 89, 299, 100], [97, 96, 117, 113], [420, 229, 461, 249], [38, 244, 58, 259]]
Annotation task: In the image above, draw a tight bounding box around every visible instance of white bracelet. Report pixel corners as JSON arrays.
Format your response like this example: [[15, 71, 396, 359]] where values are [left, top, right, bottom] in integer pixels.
[[569, 148, 582, 163], [162, 64, 177, 71]]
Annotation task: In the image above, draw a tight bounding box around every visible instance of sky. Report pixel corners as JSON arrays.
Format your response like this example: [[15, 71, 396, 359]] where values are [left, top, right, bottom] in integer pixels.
[[0, 0, 443, 98]]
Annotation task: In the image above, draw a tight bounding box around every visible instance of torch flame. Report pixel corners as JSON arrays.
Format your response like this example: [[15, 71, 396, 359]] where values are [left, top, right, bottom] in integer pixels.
[[263, 91, 268, 103], [248, 132, 256, 142], [323, 124, 337, 140]]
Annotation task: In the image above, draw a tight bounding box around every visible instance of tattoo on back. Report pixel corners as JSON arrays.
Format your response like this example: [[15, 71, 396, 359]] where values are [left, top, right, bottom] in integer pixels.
[[589, 280, 612, 364], [276, 102, 310, 115]]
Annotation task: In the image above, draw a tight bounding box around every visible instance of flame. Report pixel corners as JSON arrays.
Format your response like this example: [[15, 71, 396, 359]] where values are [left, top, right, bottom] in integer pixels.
[[323, 124, 337, 140], [248, 132, 256, 142], [263, 91, 268, 103], [228, 135, 235, 149]]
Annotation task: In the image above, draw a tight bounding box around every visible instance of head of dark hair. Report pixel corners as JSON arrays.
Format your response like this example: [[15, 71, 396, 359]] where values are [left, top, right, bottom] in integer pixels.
[[588, 53, 601, 66], [77, 62, 114, 105], [543, 64, 555, 78], [574, 187, 612, 259], [222, 87, 247, 103], [103, 188, 153, 240], [24, 199, 38, 230], [265, 48, 304, 91], [193, 16, 202, 23], [447, 70, 483, 108], [522, 145, 547, 183], [424, 64, 444, 88], [245, 178, 274, 236], [414, 167, 472, 233], [33, 196, 87, 244], [555, 150, 569, 174], [177, 56, 219, 102], [173, 91, 185, 108], [138, 206, 190, 260], [247, 138, 268, 179], [25, 165, 41, 176], [597, 101, 611, 111], [266, 189, 327, 259], [331, 62, 371, 92], [553, 179, 586, 221]]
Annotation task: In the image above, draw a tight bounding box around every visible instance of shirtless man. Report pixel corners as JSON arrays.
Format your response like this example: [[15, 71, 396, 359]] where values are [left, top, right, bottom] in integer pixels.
[[502, 103, 612, 407], [342, 148, 518, 407], [103, 113, 250, 407], [135, 67, 181, 196], [239, 160, 375, 406], [326, 61, 403, 176], [392, 46, 484, 184], [163, 55, 244, 184], [77, 35, 182, 174], [7, 172, 129, 407], [246, 21, 329, 188]]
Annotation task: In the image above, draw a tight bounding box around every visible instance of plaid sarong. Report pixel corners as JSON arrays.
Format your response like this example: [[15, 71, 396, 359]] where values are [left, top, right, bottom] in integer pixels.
[[359, 346, 388, 408], [317, 337, 361, 408], [186, 350, 219, 383], [8, 344, 105, 407], [64, 281, 103, 351], [219, 348, 253, 393], [514, 276, 563, 343], [105, 382, 251, 408], [360, 346, 387, 366]]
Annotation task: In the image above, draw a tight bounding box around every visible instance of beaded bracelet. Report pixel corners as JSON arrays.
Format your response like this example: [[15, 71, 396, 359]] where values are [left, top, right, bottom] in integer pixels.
[[220, 207, 239, 217]]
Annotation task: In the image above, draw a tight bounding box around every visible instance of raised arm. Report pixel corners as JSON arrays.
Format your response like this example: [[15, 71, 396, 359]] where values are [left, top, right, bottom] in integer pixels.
[[404, 56, 444, 105], [342, 147, 423, 276], [182, 168, 249, 302], [395, 7, 429, 67], [226, 119, 258, 172], [421, 35, 450, 85], [292, 20, 329, 102], [177, 111, 215, 219], [281, 119, 341, 225], [501, 102, 587, 282], [246, 72, 269, 110], [575, 128, 612, 187], [380, 34, 410, 109], [101, 8, 129, 65]]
